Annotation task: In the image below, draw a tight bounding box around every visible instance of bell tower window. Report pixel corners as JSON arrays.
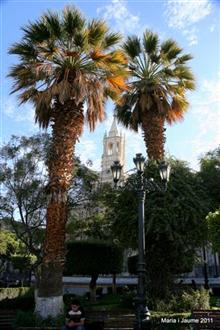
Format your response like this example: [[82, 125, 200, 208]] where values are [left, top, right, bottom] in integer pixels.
[[108, 143, 113, 155]]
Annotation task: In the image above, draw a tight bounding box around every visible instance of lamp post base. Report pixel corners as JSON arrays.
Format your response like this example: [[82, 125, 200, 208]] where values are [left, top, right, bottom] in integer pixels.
[[133, 296, 151, 330]]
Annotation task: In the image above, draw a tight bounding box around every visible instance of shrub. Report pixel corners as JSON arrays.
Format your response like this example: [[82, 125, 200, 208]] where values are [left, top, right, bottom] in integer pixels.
[[0, 287, 33, 301], [13, 310, 35, 329], [35, 314, 65, 327], [65, 240, 123, 276], [0, 295, 34, 310], [120, 286, 136, 308], [181, 288, 210, 311], [0, 287, 34, 310], [13, 310, 65, 329], [154, 288, 210, 312], [63, 293, 77, 307]]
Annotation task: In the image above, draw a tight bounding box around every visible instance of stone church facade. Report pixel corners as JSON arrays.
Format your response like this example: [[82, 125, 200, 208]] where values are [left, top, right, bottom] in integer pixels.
[[100, 116, 125, 184]]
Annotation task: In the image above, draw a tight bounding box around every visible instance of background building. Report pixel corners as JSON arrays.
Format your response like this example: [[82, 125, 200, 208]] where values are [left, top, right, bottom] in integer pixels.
[[100, 116, 125, 184]]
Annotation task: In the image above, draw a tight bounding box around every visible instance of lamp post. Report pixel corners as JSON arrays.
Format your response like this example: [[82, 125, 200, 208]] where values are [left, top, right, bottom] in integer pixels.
[[111, 154, 170, 330], [111, 160, 123, 188]]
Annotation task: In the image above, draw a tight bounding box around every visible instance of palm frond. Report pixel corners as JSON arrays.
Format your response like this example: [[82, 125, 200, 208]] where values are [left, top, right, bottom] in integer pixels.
[[175, 54, 193, 65], [87, 19, 108, 47], [74, 31, 87, 48], [63, 6, 85, 35], [123, 36, 141, 59], [115, 30, 195, 133], [8, 6, 129, 131], [43, 11, 62, 39], [107, 75, 129, 92], [8, 42, 37, 60], [102, 32, 122, 49], [173, 65, 195, 85], [143, 30, 159, 56], [86, 82, 105, 131], [22, 20, 50, 43], [161, 39, 182, 61]]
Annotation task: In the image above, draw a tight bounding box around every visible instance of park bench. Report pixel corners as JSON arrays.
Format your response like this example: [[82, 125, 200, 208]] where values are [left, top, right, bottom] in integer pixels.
[[17, 311, 135, 330], [0, 309, 17, 330], [192, 310, 220, 329]]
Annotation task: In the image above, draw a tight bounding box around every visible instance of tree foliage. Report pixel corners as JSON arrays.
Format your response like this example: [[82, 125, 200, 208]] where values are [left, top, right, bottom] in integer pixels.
[[207, 209, 220, 254], [116, 30, 195, 160], [104, 159, 209, 299], [0, 134, 49, 271], [0, 230, 20, 272], [65, 240, 123, 275], [64, 240, 123, 301], [199, 145, 220, 209], [67, 182, 114, 241], [8, 6, 128, 130]]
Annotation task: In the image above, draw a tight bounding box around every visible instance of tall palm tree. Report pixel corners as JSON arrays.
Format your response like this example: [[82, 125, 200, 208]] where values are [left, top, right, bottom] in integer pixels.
[[116, 30, 195, 161], [8, 6, 128, 316]]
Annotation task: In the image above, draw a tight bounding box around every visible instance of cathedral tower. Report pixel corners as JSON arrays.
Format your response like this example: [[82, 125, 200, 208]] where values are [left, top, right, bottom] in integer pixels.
[[100, 116, 125, 184]]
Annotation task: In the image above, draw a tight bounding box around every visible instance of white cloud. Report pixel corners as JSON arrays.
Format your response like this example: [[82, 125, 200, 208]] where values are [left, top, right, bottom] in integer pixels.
[[97, 0, 144, 35], [164, 0, 212, 46], [209, 24, 216, 32], [183, 27, 198, 46], [4, 99, 35, 124], [187, 78, 220, 166], [165, 0, 212, 29], [76, 139, 99, 169]]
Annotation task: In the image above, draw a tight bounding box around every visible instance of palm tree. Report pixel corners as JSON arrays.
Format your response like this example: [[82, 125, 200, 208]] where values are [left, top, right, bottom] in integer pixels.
[[8, 6, 128, 317], [116, 30, 195, 161]]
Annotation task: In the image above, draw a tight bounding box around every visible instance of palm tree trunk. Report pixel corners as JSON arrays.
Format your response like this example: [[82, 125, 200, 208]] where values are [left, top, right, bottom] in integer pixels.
[[142, 112, 166, 161], [35, 100, 84, 318]]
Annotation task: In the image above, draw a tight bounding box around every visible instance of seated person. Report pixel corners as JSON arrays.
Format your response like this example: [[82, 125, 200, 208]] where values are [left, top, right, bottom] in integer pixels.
[[61, 299, 85, 330]]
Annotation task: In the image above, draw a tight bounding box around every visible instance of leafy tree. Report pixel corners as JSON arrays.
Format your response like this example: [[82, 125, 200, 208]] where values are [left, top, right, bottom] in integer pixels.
[[207, 209, 220, 254], [67, 160, 100, 217], [116, 30, 195, 160], [64, 240, 123, 302], [11, 255, 37, 286], [199, 146, 220, 209], [8, 6, 128, 316], [0, 229, 36, 285], [0, 133, 105, 287], [67, 182, 114, 241], [0, 134, 49, 282], [105, 159, 209, 301], [67, 213, 112, 241], [0, 230, 20, 273]]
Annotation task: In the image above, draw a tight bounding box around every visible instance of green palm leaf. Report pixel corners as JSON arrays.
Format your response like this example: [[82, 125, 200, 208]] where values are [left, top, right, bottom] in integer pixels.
[[8, 5, 129, 130], [116, 30, 195, 160]]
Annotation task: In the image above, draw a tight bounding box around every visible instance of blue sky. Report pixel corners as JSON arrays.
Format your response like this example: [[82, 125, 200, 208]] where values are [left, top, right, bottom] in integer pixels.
[[1, 0, 220, 172]]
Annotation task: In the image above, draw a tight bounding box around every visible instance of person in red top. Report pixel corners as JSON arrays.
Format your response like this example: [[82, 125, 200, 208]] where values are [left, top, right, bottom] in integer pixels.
[[61, 299, 85, 330]]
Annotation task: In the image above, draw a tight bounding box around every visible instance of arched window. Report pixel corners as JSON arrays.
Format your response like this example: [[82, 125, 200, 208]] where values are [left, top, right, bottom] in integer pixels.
[[108, 143, 113, 155], [116, 142, 120, 153]]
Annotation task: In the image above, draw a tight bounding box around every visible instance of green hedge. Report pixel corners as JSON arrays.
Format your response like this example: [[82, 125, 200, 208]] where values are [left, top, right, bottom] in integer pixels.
[[0, 287, 34, 310], [64, 240, 123, 275], [153, 288, 210, 312], [13, 310, 64, 329], [0, 287, 32, 301]]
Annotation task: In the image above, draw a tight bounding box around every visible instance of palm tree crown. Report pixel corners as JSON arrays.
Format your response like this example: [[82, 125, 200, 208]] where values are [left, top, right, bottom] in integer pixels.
[[116, 30, 195, 160], [9, 6, 128, 130]]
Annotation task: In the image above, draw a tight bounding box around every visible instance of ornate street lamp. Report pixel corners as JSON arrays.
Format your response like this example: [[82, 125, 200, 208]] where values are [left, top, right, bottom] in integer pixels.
[[133, 153, 145, 173], [159, 161, 171, 184], [112, 154, 170, 330], [111, 160, 123, 187]]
